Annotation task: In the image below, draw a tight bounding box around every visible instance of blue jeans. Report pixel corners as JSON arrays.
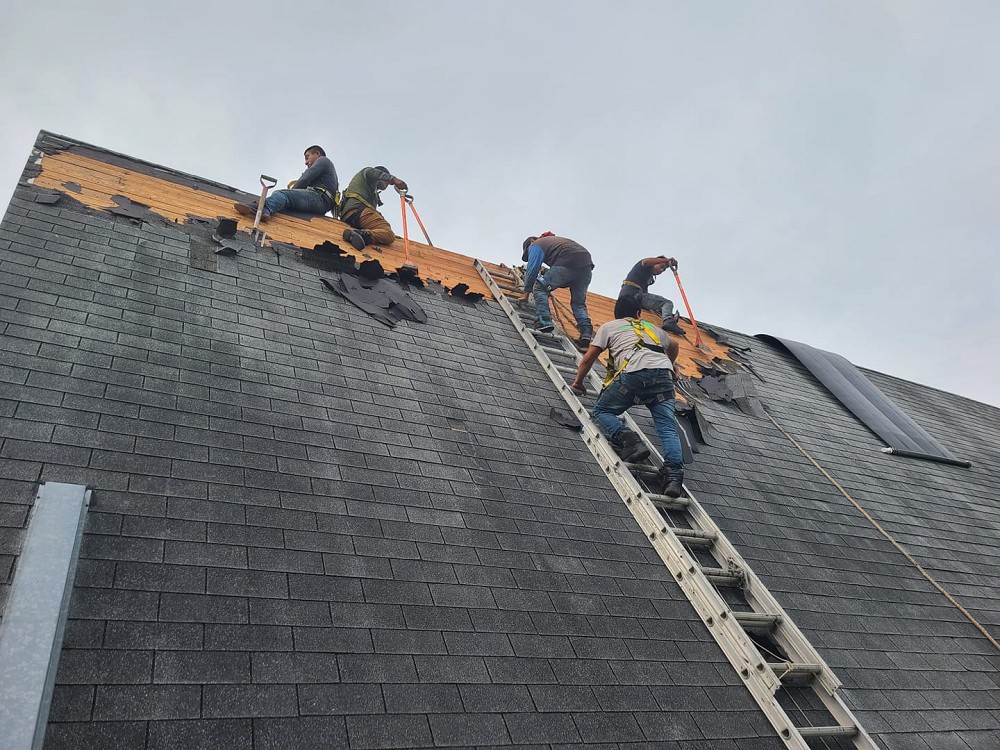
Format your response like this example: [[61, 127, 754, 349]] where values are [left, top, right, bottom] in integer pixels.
[[264, 188, 331, 216], [592, 368, 683, 469], [620, 287, 674, 320], [534, 265, 593, 332]]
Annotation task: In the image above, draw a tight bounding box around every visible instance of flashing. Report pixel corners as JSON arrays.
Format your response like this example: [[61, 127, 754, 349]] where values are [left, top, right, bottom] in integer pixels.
[[0, 483, 91, 750]]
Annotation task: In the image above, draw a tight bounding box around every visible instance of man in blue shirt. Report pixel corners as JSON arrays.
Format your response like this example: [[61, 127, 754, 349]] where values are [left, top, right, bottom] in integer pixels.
[[234, 145, 338, 222], [516, 233, 594, 348]]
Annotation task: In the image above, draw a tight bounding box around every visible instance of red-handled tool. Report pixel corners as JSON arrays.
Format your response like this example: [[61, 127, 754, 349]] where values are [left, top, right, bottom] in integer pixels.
[[403, 194, 434, 247], [671, 262, 705, 348], [396, 186, 418, 273]]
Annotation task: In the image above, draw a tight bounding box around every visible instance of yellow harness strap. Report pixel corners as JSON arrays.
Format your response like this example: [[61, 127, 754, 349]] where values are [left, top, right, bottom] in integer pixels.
[[602, 319, 662, 387]]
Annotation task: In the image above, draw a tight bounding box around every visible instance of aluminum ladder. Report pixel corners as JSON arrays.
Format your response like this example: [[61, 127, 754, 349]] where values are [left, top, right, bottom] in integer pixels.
[[476, 259, 879, 749]]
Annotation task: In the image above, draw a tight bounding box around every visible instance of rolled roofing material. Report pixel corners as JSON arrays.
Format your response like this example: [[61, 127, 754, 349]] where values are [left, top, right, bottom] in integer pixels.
[[756, 334, 965, 465]]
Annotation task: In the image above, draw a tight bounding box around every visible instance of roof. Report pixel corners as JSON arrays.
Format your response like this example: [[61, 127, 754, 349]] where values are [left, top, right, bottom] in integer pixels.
[[2, 131, 999, 749]]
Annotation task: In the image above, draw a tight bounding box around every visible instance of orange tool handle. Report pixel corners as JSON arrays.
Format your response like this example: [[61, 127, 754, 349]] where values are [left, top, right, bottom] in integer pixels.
[[399, 194, 411, 264], [406, 200, 434, 247], [672, 268, 704, 348]]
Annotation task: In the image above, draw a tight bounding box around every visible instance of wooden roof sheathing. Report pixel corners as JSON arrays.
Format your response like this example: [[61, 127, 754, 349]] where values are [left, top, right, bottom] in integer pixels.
[[34, 148, 737, 380]]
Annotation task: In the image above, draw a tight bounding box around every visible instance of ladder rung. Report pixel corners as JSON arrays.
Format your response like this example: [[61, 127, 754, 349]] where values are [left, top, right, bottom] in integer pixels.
[[498, 283, 523, 294], [623, 461, 658, 475], [491, 272, 516, 282], [554, 365, 577, 377], [539, 344, 573, 358], [673, 529, 717, 548], [647, 493, 691, 510], [733, 612, 782, 630], [769, 662, 824, 679], [527, 329, 559, 340], [797, 725, 859, 739], [700, 566, 744, 585]]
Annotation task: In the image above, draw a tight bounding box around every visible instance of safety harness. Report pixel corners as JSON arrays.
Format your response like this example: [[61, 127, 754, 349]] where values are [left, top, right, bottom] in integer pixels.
[[602, 318, 666, 388]]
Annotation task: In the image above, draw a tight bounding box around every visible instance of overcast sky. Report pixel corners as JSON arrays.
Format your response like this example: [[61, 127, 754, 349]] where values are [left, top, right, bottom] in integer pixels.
[[2, 1, 998, 407]]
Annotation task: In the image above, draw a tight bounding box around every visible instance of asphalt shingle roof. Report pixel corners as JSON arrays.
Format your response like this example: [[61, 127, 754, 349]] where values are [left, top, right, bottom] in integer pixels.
[[1, 132, 999, 748]]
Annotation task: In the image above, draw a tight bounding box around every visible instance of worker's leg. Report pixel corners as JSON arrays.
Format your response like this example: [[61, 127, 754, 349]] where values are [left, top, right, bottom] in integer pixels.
[[591, 373, 636, 445], [531, 284, 554, 328], [534, 265, 572, 328], [640, 370, 684, 496], [356, 207, 396, 246], [645, 389, 682, 467], [567, 266, 593, 340], [639, 291, 674, 321], [264, 189, 328, 217]]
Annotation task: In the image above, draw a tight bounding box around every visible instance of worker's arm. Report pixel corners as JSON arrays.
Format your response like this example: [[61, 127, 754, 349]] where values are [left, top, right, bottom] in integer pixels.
[[666, 338, 679, 363], [292, 156, 331, 189], [570, 345, 604, 394], [641, 255, 676, 269], [518, 245, 545, 299]]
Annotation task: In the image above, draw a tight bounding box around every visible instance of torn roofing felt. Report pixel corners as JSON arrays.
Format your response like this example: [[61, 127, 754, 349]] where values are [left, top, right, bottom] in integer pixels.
[[757, 334, 966, 465], [321, 274, 428, 328]]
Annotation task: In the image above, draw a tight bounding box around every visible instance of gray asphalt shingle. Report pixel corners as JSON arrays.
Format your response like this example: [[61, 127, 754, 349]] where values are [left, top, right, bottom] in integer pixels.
[[1, 133, 995, 748]]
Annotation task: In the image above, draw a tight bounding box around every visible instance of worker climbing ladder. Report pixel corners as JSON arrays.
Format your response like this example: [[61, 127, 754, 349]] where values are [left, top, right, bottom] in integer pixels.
[[475, 258, 880, 750]]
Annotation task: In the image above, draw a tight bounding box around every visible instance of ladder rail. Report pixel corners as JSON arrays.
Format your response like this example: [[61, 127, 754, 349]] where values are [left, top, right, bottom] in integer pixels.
[[474, 258, 881, 750]]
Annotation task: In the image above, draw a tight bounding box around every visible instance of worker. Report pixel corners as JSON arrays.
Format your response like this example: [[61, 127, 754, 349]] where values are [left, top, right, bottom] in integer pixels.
[[516, 233, 594, 349], [619, 256, 684, 335], [340, 166, 408, 249], [234, 145, 338, 221], [570, 296, 685, 498]]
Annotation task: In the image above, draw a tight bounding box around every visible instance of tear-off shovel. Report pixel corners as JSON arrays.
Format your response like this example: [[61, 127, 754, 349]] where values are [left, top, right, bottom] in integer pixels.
[[251, 174, 277, 245], [671, 262, 706, 349]]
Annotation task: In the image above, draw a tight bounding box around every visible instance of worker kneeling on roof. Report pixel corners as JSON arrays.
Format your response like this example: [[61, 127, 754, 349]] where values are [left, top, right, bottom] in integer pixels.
[[234, 145, 338, 221], [341, 166, 408, 250], [516, 233, 594, 349], [570, 296, 685, 498], [619, 255, 684, 336]]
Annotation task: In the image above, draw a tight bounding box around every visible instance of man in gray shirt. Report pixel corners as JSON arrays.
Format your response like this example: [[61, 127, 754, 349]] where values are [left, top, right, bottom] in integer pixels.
[[570, 296, 685, 498], [234, 145, 338, 221]]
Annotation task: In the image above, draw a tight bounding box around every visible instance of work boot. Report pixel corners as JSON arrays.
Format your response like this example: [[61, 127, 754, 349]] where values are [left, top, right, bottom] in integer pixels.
[[619, 431, 650, 463], [233, 202, 271, 221], [343, 229, 367, 251], [575, 324, 594, 350], [656, 464, 685, 498], [662, 313, 685, 336], [534, 322, 555, 334]]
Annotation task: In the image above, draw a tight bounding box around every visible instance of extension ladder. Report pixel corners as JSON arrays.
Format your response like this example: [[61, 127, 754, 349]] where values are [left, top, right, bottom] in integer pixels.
[[476, 259, 879, 750]]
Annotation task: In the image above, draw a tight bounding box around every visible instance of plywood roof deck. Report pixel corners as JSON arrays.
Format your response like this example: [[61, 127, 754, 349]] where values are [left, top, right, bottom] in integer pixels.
[[35, 147, 735, 379]]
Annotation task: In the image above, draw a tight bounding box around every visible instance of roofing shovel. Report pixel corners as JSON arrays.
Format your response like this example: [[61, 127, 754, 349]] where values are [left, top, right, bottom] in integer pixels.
[[670, 262, 706, 349], [403, 193, 433, 247], [395, 186, 419, 274], [251, 174, 277, 245]]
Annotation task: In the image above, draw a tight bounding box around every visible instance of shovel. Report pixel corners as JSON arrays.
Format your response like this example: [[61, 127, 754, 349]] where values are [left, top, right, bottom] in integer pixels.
[[252, 174, 277, 229]]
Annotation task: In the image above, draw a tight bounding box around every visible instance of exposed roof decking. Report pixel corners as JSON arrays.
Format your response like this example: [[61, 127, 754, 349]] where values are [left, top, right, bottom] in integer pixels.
[[34, 144, 738, 381]]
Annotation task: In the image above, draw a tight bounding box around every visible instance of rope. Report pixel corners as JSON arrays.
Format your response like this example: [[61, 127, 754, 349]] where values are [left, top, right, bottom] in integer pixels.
[[764, 410, 1000, 653]]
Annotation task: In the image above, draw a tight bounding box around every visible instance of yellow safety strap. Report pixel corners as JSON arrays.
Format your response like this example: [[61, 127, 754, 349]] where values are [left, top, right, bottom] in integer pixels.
[[602, 319, 662, 387], [342, 190, 375, 211]]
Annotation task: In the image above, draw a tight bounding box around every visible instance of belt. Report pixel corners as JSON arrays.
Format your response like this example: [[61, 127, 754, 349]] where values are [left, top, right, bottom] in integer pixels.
[[310, 187, 331, 198], [621, 280, 645, 290]]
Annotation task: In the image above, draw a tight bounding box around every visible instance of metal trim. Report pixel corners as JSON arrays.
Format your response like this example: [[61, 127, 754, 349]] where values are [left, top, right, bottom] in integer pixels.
[[0, 482, 91, 750]]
